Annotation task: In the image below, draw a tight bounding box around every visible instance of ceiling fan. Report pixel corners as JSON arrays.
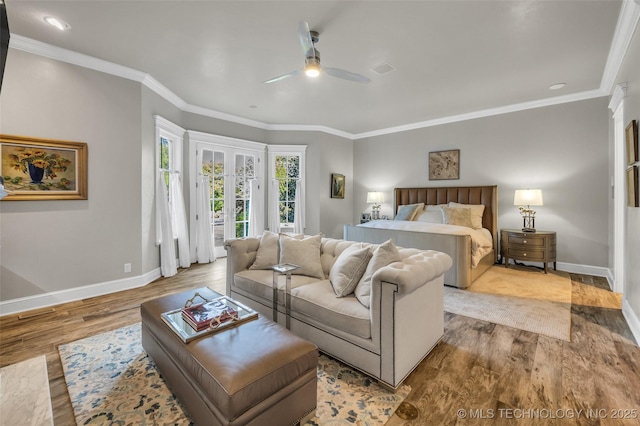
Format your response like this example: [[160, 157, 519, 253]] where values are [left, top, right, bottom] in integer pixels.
[[263, 21, 370, 84]]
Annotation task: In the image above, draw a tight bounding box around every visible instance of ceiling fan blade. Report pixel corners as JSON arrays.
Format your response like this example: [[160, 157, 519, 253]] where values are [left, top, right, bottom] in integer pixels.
[[263, 69, 301, 84], [298, 20, 315, 57], [324, 67, 370, 83]]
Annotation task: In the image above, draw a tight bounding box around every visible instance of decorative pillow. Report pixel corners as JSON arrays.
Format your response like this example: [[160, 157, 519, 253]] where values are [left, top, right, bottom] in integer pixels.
[[415, 204, 446, 223], [279, 234, 325, 279], [354, 239, 401, 308], [394, 203, 424, 221], [448, 202, 485, 229], [249, 231, 279, 270], [329, 245, 373, 297], [441, 206, 474, 228]]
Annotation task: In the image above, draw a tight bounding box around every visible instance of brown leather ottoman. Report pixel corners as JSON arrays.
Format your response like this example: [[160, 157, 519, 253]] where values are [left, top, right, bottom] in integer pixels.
[[141, 287, 318, 426]]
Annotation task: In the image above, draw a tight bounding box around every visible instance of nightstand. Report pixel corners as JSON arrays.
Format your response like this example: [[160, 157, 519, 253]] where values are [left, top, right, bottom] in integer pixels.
[[500, 229, 557, 273]]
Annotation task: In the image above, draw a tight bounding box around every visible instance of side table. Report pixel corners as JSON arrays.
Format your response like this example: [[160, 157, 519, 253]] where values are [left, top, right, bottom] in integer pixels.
[[271, 263, 300, 329], [500, 229, 557, 273]]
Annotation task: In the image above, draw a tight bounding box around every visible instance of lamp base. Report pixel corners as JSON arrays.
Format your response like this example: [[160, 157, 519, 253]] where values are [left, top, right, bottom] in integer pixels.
[[521, 227, 536, 233]]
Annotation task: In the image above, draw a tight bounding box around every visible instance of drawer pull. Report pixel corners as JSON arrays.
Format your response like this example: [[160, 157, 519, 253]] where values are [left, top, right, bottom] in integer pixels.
[[523, 240, 527, 243], [523, 253, 527, 256]]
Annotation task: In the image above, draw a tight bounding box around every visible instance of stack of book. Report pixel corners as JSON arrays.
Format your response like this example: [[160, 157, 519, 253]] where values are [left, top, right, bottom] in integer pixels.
[[181, 300, 238, 332]]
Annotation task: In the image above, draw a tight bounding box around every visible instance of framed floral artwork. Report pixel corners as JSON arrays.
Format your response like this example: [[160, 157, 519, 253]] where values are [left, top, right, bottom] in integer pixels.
[[626, 120, 638, 165], [0, 134, 88, 200]]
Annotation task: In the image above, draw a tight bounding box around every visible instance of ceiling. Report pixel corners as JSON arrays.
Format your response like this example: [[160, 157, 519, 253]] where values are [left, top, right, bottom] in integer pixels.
[[4, 1, 627, 136]]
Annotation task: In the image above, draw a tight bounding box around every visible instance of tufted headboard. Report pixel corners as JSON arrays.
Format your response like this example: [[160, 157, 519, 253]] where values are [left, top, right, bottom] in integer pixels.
[[394, 185, 498, 249]]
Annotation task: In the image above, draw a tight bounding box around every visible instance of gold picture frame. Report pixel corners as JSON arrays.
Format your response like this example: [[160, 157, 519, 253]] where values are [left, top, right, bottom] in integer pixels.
[[1, 134, 88, 200], [627, 120, 638, 165], [429, 149, 460, 180], [627, 166, 638, 208], [331, 173, 345, 199]]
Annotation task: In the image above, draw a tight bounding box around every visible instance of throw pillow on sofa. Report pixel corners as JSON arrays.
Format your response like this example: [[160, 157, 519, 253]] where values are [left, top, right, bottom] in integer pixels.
[[329, 244, 373, 297], [249, 230, 279, 269], [354, 239, 401, 308], [279, 234, 325, 279]]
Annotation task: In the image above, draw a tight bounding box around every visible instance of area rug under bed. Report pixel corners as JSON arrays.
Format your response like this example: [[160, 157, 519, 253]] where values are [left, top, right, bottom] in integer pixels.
[[58, 323, 410, 425]]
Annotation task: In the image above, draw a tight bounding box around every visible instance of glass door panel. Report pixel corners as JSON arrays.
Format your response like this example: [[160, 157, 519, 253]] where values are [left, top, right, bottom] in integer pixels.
[[200, 148, 227, 258]]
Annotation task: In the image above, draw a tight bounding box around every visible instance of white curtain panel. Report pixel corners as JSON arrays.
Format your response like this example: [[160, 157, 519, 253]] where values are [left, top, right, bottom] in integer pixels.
[[268, 179, 280, 233], [157, 174, 177, 277], [248, 179, 262, 237], [169, 174, 191, 268], [294, 179, 305, 234], [196, 175, 215, 264]]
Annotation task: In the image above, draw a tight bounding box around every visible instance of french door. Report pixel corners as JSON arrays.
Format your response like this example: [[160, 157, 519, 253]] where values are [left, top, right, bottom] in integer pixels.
[[189, 132, 265, 259]]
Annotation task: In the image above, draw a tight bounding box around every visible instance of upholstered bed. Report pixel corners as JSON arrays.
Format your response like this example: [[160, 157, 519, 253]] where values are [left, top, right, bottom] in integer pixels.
[[344, 185, 498, 288]]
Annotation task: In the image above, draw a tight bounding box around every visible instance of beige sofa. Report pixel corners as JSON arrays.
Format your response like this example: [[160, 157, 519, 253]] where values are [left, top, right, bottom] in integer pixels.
[[224, 234, 452, 389]]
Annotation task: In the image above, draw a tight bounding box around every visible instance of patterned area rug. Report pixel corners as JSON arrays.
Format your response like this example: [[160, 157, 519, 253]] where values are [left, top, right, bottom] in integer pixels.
[[58, 323, 410, 425], [444, 265, 572, 341]]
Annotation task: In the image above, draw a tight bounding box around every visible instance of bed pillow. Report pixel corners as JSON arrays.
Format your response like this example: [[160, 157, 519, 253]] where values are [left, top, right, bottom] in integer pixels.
[[394, 203, 424, 221], [279, 234, 325, 279], [355, 239, 401, 308], [329, 245, 373, 297], [441, 206, 474, 228], [249, 230, 279, 269], [448, 202, 485, 229], [415, 204, 446, 223]]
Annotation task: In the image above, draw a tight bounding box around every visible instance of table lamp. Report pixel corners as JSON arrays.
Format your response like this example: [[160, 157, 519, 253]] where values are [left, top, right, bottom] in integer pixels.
[[367, 191, 384, 220], [513, 189, 543, 232]]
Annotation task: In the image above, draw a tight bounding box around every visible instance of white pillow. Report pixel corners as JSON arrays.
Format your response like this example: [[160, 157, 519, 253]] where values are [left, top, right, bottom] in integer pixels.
[[441, 206, 474, 228], [249, 230, 279, 270], [354, 239, 401, 308], [448, 202, 485, 229], [394, 203, 424, 221], [329, 245, 373, 297], [415, 204, 446, 223], [279, 234, 325, 279]]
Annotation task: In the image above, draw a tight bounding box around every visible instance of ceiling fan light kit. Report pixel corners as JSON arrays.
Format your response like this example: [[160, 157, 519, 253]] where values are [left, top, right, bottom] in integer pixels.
[[264, 21, 370, 84]]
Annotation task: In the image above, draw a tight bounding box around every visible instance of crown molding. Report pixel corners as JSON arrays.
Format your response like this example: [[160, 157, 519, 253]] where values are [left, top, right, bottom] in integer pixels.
[[608, 83, 628, 112], [9, 0, 639, 143], [353, 89, 607, 139], [600, 0, 640, 94]]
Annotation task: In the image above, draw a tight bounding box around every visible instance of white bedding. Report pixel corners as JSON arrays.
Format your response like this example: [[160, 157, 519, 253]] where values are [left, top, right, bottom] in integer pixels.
[[358, 220, 493, 267]]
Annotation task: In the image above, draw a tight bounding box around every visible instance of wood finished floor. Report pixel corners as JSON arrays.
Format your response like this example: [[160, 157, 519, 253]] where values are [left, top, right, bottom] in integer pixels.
[[1, 261, 639, 426]]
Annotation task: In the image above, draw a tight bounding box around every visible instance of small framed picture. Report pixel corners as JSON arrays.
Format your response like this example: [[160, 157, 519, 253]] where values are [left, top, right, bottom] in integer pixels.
[[429, 149, 460, 180], [362, 213, 371, 220], [627, 165, 638, 207], [331, 173, 345, 199], [381, 215, 389, 220], [626, 120, 638, 165]]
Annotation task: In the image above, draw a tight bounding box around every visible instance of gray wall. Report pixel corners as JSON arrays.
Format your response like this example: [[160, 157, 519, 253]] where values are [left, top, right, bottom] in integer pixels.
[[0, 49, 143, 298], [0, 49, 353, 302], [613, 24, 640, 330], [354, 98, 610, 268]]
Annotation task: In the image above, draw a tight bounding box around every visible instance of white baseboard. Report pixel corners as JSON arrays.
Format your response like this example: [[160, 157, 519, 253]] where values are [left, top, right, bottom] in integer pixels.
[[0, 268, 161, 317], [622, 298, 640, 346]]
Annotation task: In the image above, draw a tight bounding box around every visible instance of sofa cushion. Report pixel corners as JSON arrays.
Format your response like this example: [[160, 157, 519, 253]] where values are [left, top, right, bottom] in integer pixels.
[[329, 244, 372, 297], [234, 270, 319, 304], [355, 239, 402, 308], [291, 280, 371, 339], [279, 234, 324, 279]]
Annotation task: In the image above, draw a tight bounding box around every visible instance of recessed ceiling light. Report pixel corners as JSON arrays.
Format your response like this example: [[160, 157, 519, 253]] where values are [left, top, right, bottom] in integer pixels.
[[43, 16, 70, 31], [548, 83, 566, 90]]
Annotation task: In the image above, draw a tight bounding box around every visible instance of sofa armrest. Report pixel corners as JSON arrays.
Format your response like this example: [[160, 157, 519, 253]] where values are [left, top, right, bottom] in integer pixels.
[[224, 238, 261, 294], [373, 250, 452, 295]]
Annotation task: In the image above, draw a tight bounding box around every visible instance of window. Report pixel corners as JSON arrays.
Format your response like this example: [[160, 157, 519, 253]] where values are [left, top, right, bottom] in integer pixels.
[[155, 116, 185, 243], [268, 145, 306, 230]]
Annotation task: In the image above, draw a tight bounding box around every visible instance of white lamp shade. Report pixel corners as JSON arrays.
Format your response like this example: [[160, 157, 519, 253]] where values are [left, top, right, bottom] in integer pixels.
[[366, 191, 384, 204], [514, 189, 543, 206]]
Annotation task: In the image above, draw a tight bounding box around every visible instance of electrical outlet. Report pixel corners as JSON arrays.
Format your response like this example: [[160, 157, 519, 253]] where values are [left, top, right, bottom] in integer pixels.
[[124, 263, 131, 273]]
